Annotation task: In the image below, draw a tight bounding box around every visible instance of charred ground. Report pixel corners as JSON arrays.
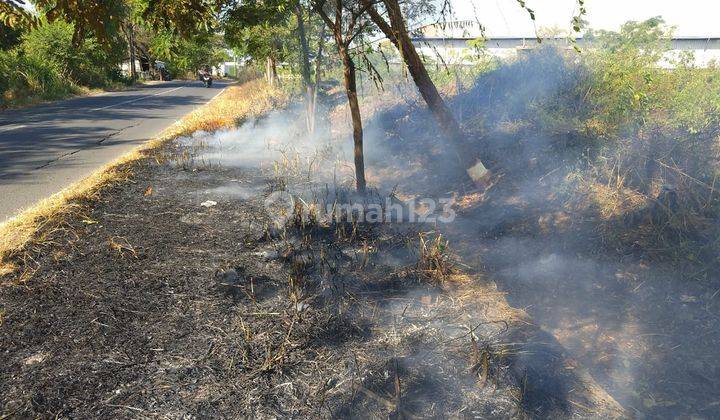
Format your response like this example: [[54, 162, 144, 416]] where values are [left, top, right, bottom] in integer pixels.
[[0, 138, 538, 418], [3, 43, 720, 419]]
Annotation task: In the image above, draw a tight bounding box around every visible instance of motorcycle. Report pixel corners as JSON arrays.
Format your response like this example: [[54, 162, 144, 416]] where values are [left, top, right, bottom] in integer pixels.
[[201, 73, 213, 88], [159, 67, 172, 81]]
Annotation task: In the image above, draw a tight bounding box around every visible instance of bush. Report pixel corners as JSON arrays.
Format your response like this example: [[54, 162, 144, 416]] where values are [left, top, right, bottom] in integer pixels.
[[21, 21, 123, 87], [557, 19, 720, 265], [434, 18, 720, 267], [0, 21, 128, 107], [0, 48, 77, 107]]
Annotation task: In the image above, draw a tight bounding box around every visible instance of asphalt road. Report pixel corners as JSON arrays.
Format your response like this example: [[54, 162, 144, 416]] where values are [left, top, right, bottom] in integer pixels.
[[0, 80, 230, 222]]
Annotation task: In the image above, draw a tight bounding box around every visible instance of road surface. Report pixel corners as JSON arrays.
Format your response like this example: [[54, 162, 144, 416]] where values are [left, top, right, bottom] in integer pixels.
[[0, 80, 229, 222]]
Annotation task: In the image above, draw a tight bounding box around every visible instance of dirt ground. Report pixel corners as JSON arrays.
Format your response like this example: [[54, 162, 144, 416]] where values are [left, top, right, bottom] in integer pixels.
[[369, 115, 720, 418], [350, 73, 720, 419]]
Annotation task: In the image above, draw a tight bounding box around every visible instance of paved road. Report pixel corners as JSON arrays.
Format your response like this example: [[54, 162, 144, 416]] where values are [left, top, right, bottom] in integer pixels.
[[0, 80, 230, 222]]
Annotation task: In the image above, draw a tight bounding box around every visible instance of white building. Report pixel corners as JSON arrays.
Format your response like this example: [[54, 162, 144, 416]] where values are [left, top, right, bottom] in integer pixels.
[[410, 21, 720, 67]]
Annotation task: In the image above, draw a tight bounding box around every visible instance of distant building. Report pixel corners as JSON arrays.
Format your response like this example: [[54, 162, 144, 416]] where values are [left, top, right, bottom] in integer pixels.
[[219, 49, 249, 78], [410, 21, 720, 67]]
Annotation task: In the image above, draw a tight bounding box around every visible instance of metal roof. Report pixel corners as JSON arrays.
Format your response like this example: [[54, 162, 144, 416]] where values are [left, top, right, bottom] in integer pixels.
[[411, 36, 720, 42]]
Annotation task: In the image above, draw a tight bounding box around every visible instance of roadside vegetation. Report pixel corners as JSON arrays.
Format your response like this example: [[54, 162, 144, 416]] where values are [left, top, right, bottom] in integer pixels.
[[0, 21, 124, 107], [533, 18, 720, 268], [0, 1, 229, 108]]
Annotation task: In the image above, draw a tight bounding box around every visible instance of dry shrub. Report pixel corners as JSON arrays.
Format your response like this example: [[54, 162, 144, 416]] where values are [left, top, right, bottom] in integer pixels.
[[571, 129, 720, 265], [417, 232, 459, 284], [580, 182, 648, 221], [0, 79, 287, 280]]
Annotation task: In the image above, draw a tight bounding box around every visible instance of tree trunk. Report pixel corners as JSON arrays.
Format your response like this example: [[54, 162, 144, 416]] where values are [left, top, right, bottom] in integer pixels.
[[314, 28, 325, 91], [270, 55, 279, 86], [295, 4, 312, 88], [367, 0, 462, 143], [309, 27, 326, 134], [314, 0, 367, 192], [265, 56, 273, 85], [338, 44, 366, 192], [128, 24, 137, 82], [266, 55, 279, 86], [363, 0, 491, 184], [294, 3, 315, 133]]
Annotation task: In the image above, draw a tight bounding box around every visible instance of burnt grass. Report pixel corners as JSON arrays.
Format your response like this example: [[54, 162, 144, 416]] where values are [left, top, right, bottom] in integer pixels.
[[6, 79, 717, 417], [362, 51, 720, 418], [0, 140, 536, 418]]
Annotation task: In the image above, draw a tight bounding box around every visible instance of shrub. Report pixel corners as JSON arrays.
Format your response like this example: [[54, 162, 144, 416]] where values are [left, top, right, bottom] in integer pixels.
[[435, 18, 720, 266], [0, 21, 128, 107], [573, 19, 720, 264], [0, 48, 77, 106], [21, 21, 123, 87]]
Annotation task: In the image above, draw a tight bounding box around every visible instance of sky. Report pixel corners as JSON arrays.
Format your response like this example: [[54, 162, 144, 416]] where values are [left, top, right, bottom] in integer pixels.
[[448, 0, 720, 37]]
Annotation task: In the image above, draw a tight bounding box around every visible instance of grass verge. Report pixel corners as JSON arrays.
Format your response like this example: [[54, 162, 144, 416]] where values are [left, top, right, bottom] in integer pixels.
[[0, 78, 287, 280]]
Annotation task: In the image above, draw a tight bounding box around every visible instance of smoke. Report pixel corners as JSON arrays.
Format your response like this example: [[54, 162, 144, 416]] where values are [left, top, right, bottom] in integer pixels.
[[177, 104, 332, 170], [172, 47, 719, 416], [355, 47, 718, 416]]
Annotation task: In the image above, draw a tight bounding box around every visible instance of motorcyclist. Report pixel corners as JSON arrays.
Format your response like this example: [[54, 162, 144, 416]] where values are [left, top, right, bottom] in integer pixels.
[[156, 61, 171, 81], [199, 65, 213, 87]]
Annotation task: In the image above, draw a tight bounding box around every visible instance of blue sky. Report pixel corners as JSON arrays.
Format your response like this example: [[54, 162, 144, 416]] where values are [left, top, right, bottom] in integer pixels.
[[448, 0, 720, 37]]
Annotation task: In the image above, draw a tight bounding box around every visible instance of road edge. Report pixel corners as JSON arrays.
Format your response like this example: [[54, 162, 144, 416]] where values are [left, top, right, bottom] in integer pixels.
[[0, 79, 283, 280]]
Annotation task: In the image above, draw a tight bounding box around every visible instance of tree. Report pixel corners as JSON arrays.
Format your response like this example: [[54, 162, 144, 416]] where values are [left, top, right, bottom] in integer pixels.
[[223, 0, 324, 131], [293, 1, 316, 131], [222, 0, 291, 86], [361, 0, 487, 181], [363, 0, 462, 139], [223, 0, 370, 191], [313, 0, 372, 192], [308, 24, 326, 133], [358, 0, 587, 183], [1, 0, 585, 191], [146, 26, 227, 77]]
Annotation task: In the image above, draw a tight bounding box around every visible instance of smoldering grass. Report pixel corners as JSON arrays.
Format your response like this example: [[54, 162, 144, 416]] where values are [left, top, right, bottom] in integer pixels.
[[416, 232, 458, 284]]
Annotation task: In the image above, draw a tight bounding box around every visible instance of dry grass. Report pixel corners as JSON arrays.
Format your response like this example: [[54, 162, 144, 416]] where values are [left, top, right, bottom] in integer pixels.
[[417, 232, 460, 284], [583, 182, 648, 221], [0, 79, 287, 279]]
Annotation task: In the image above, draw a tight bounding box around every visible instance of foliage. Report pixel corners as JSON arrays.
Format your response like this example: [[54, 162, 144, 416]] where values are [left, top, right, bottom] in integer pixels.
[[2, 0, 126, 44], [224, 17, 290, 64], [582, 18, 673, 135], [0, 22, 23, 49], [221, 0, 318, 81], [0, 47, 77, 106], [408, 18, 720, 266], [0, 0, 40, 30], [143, 0, 218, 35], [579, 18, 720, 138], [664, 62, 720, 134], [21, 20, 125, 87], [150, 27, 228, 77], [0, 19, 130, 107]]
